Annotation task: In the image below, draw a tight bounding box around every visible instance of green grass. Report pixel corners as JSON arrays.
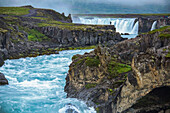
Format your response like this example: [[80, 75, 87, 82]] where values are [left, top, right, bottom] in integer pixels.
[[27, 29, 50, 42], [108, 61, 131, 78], [85, 83, 97, 89], [31, 17, 51, 21], [159, 33, 170, 39], [0, 7, 30, 16], [165, 50, 170, 58], [85, 56, 100, 67], [38, 21, 97, 30], [148, 26, 170, 34]]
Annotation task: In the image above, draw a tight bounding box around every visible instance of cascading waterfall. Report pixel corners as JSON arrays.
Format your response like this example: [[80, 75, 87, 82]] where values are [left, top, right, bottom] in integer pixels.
[[151, 21, 157, 31], [73, 17, 139, 35], [130, 21, 139, 34]]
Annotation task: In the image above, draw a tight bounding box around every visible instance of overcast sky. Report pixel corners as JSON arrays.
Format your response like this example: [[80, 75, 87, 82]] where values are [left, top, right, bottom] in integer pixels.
[[0, 0, 169, 14]]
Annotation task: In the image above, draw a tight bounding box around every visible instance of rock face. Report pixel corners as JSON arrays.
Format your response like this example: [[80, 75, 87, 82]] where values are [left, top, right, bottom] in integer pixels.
[[0, 73, 8, 85], [138, 17, 170, 34], [0, 7, 124, 87], [34, 25, 122, 47], [65, 26, 170, 112]]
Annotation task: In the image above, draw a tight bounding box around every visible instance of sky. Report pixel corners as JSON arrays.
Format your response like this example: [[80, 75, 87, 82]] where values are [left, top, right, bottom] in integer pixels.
[[0, 0, 169, 15]]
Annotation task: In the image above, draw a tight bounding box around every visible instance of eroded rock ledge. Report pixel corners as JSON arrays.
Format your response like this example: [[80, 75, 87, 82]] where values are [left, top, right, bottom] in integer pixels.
[[65, 26, 170, 113]]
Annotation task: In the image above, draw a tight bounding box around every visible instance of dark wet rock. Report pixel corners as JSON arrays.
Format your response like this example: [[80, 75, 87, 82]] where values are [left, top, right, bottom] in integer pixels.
[[0, 73, 8, 85], [121, 33, 130, 35]]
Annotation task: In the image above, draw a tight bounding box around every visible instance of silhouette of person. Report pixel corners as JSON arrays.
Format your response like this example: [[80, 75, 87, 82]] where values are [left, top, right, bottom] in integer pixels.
[[110, 21, 112, 25]]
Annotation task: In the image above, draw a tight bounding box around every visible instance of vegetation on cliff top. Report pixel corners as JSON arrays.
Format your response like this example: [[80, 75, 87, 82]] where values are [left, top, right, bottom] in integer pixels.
[[0, 7, 30, 16], [148, 26, 170, 34]]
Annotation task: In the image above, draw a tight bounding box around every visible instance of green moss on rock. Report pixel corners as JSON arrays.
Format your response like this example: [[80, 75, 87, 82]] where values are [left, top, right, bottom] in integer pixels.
[[85, 83, 97, 89], [85, 56, 100, 67], [108, 61, 131, 78]]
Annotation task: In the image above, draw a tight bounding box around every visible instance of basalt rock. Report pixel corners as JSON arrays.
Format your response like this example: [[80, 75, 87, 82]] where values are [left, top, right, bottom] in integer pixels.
[[138, 17, 170, 34], [65, 26, 170, 113], [0, 73, 8, 85]]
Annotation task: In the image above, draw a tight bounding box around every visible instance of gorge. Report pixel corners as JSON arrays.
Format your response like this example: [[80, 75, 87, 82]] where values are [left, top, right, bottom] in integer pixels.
[[0, 5, 170, 113]]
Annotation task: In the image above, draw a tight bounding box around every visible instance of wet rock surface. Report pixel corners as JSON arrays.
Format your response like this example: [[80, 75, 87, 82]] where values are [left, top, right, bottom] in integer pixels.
[[0, 73, 8, 85]]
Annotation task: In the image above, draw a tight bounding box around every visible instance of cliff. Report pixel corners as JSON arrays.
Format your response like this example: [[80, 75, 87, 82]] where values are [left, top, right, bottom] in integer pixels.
[[0, 6, 124, 85], [65, 26, 170, 113], [138, 17, 170, 34]]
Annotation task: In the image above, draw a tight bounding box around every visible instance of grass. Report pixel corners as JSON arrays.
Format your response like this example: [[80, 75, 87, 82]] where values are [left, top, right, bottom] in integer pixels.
[[148, 26, 170, 34], [159, 33, 170, 39], [27, 29, 50, 42], [85, 83, 97, 89], [85, 56, 100, 67], [0, 7, 30, 16], [108, 61, 131, 78], [37, 20, 103, 31], [165, 50, 170, 58]]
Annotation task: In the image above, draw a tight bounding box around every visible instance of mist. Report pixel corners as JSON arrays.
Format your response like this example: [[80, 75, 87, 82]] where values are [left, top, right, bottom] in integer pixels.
[[0, 0, 169, 14]]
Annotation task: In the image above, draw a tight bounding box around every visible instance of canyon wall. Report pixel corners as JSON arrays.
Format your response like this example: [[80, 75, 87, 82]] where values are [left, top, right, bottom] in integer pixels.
[[65, 26, 170, 113]]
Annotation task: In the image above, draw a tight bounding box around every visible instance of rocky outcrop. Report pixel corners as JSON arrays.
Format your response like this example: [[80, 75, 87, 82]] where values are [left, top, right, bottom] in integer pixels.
[[65, 26, 170, 112], [34, 25, 122, 47], [138, 17, 170, 34]]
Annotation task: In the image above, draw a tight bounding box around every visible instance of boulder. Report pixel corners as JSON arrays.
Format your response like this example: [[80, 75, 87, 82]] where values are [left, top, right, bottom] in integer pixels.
[[0, 73, 8, 85]]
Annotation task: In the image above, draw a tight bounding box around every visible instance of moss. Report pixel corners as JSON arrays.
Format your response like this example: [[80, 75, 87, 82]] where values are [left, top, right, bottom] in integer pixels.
[[108, 61, 131, 78], [85, 56, 100, 67], [165, 50, 170, 58], [72, 55, 79, 60], [96, 107, 100, 113], [0, 7, 30, 16], [75, 59, 84, 65], [85, 83, 97, 89], [0, 28, 8, 33], [163, 48, 167, 51], [108, 88, 114, 95]]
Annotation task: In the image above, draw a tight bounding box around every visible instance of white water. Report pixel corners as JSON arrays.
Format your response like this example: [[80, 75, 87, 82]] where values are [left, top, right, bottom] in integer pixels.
[[151, 21, 157, 31], [130, 21, 139, 34], [0, 50, 96, 113], [73, 17, 139, 38]]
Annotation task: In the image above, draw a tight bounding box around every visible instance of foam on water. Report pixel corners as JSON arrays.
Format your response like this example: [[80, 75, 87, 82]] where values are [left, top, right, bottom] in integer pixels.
[[0, 49, 96, 113]]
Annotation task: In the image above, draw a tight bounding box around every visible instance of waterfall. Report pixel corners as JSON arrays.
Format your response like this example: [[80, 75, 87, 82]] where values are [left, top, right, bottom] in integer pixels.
[[130, 21, 139, 34], [151, 21, 157, 31], [73, 17, 138, 34]]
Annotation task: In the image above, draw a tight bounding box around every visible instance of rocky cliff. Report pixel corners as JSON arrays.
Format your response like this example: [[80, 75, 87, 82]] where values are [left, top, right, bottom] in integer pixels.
[[65, 26, 170, 113], [0, 6, 124, 85], [138, 17, 170, 34]]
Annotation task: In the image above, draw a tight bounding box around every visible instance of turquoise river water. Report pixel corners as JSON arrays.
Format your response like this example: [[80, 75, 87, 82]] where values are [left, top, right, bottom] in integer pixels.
[[0, 49, 96, 113]]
